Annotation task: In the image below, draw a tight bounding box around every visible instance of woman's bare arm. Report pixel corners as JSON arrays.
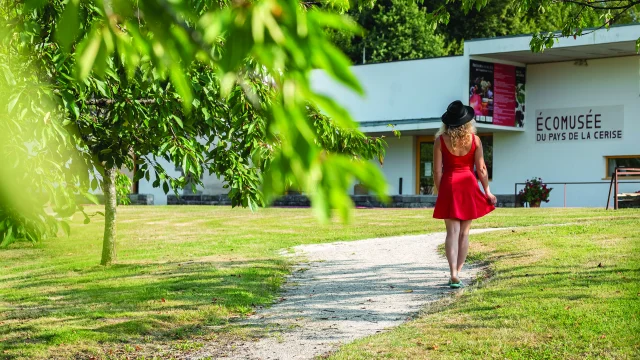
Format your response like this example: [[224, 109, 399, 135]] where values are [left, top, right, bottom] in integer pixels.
[[474, 136, 496, 204], [433, 137, 443, 192]]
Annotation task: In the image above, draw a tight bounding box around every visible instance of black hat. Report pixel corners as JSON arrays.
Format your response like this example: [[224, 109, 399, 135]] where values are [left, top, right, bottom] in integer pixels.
[[441, 100, 475, 127]]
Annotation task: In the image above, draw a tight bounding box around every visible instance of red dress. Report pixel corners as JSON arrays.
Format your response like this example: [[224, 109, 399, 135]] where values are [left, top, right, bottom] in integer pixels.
[[433, 135, 494, 220]]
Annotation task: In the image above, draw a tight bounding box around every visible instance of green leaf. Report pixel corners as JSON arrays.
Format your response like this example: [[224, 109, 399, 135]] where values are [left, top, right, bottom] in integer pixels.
[[219, 27, 253, 73], [25, 0, 47, 11], [60, 91, 80, 118], [169, 63, 192, 111], [70, 102, 80, 119], [0, 226, 14, 248], [1, 64, 16, 86], [221, 72, 237, 98], [311, 12, 361, 34], [309, 93, 357, 130], [252, 4, 266, 44], [92, 38, 110, 78], [162, 181, 170, 194], [76, 26, 103, 81], [182, 153, 190, 174], [172, 115, 184, 129], [262, 10, 285, 44], [316, 41, 363, 95], [60, 221, 71, 237], [7, 93, 20, 113], [202, 107, 211, 121], [56, 0, 81, 52], [84, 192, 100, 205]]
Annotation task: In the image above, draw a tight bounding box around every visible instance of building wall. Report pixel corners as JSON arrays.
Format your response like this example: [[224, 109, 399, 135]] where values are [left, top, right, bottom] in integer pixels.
[[137, 157, 182, 205], [137, 160, 230, 205], [200, 174, 228, 195], [378, 136, 416, 195], [311, 56, 468, 122], [137, 48, 640, 207], [490, 56, 640, 207]]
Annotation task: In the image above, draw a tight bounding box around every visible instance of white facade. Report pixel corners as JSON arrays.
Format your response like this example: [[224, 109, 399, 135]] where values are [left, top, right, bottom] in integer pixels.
[[311, 56, 469, 123], [377, 136, 416, 195], [137, 158, 181, 205], [138, 25, 640, 207], [492, 56, 639, 207], [137, 157, 229, 205], [313, 24, 640, 207]]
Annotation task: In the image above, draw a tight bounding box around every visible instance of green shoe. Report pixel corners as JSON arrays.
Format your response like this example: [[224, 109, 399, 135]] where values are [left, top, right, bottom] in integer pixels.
[[448, 279, 461, 289]]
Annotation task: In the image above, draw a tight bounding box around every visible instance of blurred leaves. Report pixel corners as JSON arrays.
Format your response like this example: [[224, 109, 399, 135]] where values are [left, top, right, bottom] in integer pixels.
[[1, 0, 393, 250], [0, 32, 90, 247]]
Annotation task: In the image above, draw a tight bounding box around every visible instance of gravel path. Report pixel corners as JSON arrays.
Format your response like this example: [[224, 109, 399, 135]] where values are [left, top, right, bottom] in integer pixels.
[[189, 228, 502, 360]]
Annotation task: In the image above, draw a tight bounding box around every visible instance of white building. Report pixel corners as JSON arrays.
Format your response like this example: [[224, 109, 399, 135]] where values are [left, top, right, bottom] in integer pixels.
[[139, 25, 640, 207], [311, 24, 640, 208]]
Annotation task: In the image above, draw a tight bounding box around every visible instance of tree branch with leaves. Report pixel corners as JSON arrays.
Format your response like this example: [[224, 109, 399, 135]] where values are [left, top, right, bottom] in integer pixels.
[[439, 0, 640, 52], [524, 0, 640, 51], [1, 0, 390, 265]]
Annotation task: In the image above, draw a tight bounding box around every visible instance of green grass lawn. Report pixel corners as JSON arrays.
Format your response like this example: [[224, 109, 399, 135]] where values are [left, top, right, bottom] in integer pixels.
[[0, 206, 638, 359], [330, 214, 640, 360]]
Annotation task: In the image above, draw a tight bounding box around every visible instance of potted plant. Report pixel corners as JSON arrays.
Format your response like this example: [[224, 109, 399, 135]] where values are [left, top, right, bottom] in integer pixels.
[[518, 177, 552, 207]]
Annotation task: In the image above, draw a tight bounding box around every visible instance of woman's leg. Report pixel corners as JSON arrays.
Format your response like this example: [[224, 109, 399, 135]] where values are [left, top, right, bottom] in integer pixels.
[[457, 220, 473, 275], [444, 219, 461, 282]]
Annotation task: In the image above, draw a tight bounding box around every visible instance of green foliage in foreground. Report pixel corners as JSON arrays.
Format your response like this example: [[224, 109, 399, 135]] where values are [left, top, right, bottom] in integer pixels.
[[3, 0, 638, 256], [0, 207, 637, 359], [331, 214, 640, 359], [1, 0, 390, 263]]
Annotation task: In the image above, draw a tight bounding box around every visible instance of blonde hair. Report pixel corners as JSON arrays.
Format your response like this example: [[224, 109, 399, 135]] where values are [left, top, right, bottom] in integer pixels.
[[436, 121, 477, 151]]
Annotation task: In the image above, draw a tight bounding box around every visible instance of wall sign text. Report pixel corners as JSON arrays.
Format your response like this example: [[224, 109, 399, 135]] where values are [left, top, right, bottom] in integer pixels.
[[535, 106, 624, 143]]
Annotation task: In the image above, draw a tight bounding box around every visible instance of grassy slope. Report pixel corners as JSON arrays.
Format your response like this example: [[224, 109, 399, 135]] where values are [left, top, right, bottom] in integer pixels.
[[330, 216, 640, 360], [0, 207, 637, 359]]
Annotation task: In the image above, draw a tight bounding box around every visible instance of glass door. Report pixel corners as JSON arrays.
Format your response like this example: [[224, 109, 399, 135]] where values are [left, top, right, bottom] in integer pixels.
[[416, 136, 437, 195]]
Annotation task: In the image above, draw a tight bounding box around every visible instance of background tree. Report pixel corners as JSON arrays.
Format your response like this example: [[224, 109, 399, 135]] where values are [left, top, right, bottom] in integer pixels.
[[518, 0, 639, 51], [335, 0, 637, 64], [0, 38, 93, 248], [430, 0, 604, 54], [3, 0, 637, 263], [331, 0, 447, 64], [2, 0, 390, 265], [435, 0, 639, 53]]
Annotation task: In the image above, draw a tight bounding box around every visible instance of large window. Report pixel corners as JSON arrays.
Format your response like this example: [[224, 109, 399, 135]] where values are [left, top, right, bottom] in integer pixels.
[[605, 156, 640, 178], [416, 136, 436, 195]]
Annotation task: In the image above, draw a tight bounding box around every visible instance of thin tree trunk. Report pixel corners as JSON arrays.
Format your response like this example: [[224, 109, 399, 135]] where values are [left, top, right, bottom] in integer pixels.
[[100, 165, 117, 266]]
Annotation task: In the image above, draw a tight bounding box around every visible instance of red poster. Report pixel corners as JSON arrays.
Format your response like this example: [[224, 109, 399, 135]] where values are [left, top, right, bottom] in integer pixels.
[[493, 64, 516, 126]]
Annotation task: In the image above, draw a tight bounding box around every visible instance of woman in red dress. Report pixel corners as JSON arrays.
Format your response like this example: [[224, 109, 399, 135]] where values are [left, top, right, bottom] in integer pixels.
[[433, 100, 497, 288]]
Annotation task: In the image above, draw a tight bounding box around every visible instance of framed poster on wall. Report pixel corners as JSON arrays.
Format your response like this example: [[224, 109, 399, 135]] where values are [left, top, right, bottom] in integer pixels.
[[469, 60, 526, 127]]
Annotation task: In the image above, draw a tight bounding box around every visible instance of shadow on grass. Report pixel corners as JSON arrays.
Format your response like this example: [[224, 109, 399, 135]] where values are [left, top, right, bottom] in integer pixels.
[[1, 255, 481, 357], [416, 250, 640, 322], [0, 258, 289, 356]]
